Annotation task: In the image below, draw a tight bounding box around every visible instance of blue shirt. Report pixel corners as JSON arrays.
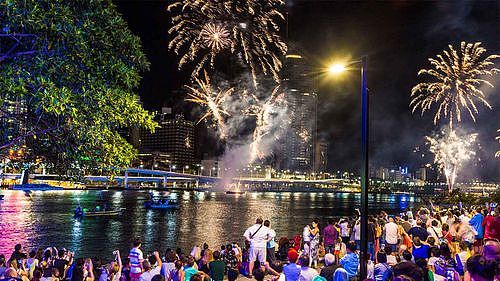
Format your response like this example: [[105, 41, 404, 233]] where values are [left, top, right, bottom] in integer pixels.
[[283, 263, 301, 281], [374, 263, 391, 281], [412, 244, 430, 260], [469, 213, 484, 239], [339, 252, 359, 279]]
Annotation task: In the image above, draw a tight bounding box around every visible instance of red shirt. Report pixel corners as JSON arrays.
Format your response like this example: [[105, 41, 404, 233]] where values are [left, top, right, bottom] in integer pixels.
[[482, 215, 500, 240]]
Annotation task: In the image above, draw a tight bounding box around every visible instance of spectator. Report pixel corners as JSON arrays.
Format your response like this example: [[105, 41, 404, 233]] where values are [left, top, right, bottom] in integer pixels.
[[208, 251, 225, 281], [298, 256, 318, 281], [319, 254, 338, 281], [338, 241, 359, 280]]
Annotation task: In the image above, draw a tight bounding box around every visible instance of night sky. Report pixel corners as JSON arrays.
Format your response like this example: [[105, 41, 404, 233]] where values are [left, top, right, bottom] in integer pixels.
[[115, 0, 500, 181]]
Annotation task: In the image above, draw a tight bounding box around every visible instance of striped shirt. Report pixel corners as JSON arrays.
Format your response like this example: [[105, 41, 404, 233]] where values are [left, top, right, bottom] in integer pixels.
[[129, 247, 144, 274]]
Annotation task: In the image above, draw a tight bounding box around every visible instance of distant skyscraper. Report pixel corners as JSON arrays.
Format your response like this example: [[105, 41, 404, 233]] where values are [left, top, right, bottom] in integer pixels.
[[314, 140, 328, 172], [279, 49, 317, 172], [0, 98, 27, 148], [140, 108, 195, 166]]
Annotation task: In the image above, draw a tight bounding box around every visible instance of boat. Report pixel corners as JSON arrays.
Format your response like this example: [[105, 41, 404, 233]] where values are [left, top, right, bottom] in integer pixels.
[[225, 190, 246, 195], [74, 206, 125, 219], [144, 196, 178, 210], [12, 184, 64, 191]]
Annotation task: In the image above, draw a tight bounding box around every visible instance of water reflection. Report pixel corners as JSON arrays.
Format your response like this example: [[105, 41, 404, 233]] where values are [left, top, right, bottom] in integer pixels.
[[0, 190, 415, 258]]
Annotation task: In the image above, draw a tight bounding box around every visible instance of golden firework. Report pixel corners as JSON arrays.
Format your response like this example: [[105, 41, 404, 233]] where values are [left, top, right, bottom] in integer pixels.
[[185, 71, 233, 139], [168, 0, 287, 87], [411, 42, 499, 128]]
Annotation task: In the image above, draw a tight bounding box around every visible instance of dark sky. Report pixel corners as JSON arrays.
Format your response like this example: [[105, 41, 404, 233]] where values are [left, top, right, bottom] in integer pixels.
[[115, 0, 500, 181]]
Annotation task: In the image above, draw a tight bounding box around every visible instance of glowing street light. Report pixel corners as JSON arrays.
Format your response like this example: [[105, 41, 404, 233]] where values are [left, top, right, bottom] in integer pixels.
[[328, 63, 346, 74]]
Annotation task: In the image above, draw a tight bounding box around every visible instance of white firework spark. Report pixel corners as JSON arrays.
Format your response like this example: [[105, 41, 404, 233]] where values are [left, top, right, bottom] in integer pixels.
[[426, 129, 478, 193], [242, 86, 286, 162], [185, 71, 233, 139], [496, 129, 500, 157], [411, 42, 499, 129], [168, 0, 287, 86]]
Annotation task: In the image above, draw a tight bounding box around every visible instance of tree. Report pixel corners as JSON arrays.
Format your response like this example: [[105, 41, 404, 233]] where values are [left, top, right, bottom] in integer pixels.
[[0, 0, 156, 174]]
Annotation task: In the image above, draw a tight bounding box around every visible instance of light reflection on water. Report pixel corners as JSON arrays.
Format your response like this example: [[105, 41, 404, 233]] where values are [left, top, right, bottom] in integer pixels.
[[0, 190, 415, 258]]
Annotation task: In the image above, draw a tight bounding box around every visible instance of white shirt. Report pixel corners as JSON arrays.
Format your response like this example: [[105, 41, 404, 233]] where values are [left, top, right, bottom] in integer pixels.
[[303, 226, 311, 242], [299, 267, 318, 281], [428, 257, 439, 267], [384, 222, 399, 244], [340, 222, 350, 237], [139, 266, 161, 281], [244, 224, 270, 248], [353, 224, 361, 241], [427, 226, 442, 241], [267, 228, 277, 248], [161, 262, 175, 279]]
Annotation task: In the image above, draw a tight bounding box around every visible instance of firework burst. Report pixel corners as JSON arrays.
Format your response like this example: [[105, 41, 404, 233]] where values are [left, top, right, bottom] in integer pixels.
[[185, 71, 233, 139], [242, 86, 286, 162], [411, 42, 499, 128], [496, 129, 500, 157], [426, 129, 478, 193], [168, 0, 287, 86]]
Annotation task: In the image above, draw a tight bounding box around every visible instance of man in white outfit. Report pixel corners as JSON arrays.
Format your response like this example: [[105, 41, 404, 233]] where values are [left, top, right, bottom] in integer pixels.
[[244, 217, 271, 277]]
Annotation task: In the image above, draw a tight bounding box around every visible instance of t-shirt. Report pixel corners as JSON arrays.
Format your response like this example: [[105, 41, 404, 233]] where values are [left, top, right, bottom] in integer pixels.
[[139, 266, 161, 281], [208, 260, 225, 281], [384, 222, 399, 244], [299, 267, 318, 281], [483, 215, 500, 239], [374, 263, 391, 281], [408, 227, 429, 241], [353, 224, 361, 241], [339, 253, 359, 279], [428, 257, 439, 267], [183, 267, 198, 281], [323, 225, 338, 246], [469, 213, 484, 239], [427, 226, 442, 241], [267, 228, 277, 249], [244, 224, 270, 248], [412, 244, 430, 260], [54, 259, 69, 277], [129, 247, 144, 274], [283, 263, 301, 281], [340, 222, 350, 237], [161, 262, 175, 279]]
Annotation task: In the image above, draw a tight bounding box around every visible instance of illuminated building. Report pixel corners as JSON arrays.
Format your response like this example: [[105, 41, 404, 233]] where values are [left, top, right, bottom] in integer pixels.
[[140, 108, 195, 166], [0, 98, 27, 149], [313, 140, 328, 172], [278, 49, 317, 172]]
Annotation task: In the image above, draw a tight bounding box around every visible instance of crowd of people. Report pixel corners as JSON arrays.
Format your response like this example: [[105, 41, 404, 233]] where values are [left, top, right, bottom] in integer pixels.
[[0, 204, 498, 281]]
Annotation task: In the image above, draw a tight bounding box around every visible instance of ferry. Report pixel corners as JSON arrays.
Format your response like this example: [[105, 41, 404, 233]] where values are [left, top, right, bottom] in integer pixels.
[[12, 183, 64, 191], [144, 195, 179, 210]]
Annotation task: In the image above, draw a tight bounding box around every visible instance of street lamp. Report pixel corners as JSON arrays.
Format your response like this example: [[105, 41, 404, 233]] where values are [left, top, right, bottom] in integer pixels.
[[328, 56, 369, 280]]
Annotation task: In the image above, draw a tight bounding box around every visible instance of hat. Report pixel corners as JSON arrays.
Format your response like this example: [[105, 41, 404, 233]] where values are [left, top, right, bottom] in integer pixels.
[[287, 249, 299, 263]]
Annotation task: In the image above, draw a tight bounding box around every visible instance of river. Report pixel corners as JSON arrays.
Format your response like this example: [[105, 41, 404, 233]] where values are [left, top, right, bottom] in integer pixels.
[[0, 189, 415, 258]]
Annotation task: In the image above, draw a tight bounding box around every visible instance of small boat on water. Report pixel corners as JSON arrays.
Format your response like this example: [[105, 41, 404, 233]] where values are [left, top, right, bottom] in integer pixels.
[[12, 184, 64, 191], [74, 206, 125, 219], [225, 190, 246, 195], [144, 195, 178, 210]]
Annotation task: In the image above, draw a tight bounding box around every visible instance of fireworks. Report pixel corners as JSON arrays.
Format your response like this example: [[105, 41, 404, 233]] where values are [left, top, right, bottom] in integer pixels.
[[185, 71, 234, 139], [243, 86, 286, 162], [496, 129, 500, 157], [168, 0, 287, 86], [411, 42, 499, 128], [200, 23, 231, 52], [426, 129, 478, 192], [298, 129, 311, 142]]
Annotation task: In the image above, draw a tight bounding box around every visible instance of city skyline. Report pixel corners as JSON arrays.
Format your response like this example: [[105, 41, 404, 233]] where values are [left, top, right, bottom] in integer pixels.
[[115, 1, 499, 181]]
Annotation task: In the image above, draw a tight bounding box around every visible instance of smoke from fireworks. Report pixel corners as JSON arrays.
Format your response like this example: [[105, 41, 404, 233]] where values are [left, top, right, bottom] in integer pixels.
[[185, 71, 234, 139], [426, 129, 478, 192], [496, 129, 500, 157], [242, 86, 287, 162], [168, 0, 287, 86], [411, 42, 499, 128]]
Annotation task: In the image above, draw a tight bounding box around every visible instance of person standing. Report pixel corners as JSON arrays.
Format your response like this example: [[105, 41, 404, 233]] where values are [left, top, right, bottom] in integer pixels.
[[339, 219, 350, 245], [323, 219, 339, 254], [384, 217, 399, 253], [482, 205, 500, 240], [208, 251, 225, 281], [129, 239, 144, 281], [469, 207, 484, 253], [264, 220, 277, 264], [243, 217, 271, 278]]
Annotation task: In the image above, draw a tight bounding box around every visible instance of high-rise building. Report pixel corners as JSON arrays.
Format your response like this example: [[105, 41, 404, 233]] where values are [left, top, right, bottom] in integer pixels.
[[415, 167, 427, 181], [313, 140, 328, 172], [0, 98, 27, 148], [140, 109, 195, 166], [278, 50, 317, 172]]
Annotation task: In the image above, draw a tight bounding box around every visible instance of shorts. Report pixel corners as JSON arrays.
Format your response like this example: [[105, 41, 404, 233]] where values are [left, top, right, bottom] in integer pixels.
[[130, 272, 142, 280], [249, 247, 266, 264]]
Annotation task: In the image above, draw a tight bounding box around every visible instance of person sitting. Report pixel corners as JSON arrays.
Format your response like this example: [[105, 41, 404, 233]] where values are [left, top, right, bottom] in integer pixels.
[[374, 251, 391, 281], [282, 249, 300, 281], [338, 241, 359, 280], [465, 254, 497, 281], [319, 254, 338, 281], [298, 256, 318, 281]]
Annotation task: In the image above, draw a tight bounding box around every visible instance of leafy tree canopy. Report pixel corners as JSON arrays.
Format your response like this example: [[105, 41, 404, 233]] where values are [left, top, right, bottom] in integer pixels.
[[0, 0, 157, 174]]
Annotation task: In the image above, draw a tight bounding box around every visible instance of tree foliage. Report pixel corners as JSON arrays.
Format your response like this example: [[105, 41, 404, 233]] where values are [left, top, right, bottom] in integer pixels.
[[0, 0, 157, 173]]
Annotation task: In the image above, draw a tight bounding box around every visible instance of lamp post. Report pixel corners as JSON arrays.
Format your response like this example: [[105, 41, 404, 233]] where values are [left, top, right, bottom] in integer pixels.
[[329, 56, 369, 279]]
